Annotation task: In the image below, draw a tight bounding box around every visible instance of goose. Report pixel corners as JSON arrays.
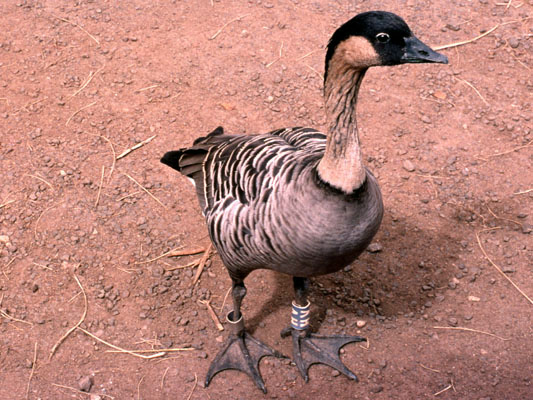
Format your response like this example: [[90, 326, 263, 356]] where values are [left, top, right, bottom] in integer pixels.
[[161, 10, 447, 393]]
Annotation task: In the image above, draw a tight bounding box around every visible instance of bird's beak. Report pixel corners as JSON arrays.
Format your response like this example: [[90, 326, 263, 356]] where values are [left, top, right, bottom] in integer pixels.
[[401, 35, 448, 64]]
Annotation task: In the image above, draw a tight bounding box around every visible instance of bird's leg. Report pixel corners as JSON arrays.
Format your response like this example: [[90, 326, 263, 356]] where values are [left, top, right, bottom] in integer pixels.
[[205, 278, 285, 393], [281, 277, 366, 382]]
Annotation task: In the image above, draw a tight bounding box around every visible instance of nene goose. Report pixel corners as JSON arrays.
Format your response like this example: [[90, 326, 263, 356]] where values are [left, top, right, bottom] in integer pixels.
[[162, 10, 447, 393]]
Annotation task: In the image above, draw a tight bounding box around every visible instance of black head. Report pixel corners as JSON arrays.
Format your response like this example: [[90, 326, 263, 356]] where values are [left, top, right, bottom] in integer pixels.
[[325, 11, 448, 80]]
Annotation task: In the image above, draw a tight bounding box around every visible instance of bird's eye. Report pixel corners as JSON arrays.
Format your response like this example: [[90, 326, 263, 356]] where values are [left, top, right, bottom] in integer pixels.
[[376, 33, 390, 43]]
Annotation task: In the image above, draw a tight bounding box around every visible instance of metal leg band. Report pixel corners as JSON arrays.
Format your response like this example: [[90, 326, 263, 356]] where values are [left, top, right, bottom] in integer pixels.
[[290, 301, 311, 330]]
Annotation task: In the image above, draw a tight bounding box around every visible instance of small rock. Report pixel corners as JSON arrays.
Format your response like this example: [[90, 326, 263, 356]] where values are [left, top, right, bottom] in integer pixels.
[[402, 160, 415, 172], [508, 37, 520, 48], [502, 265, 515, 273], [331, 370, 341, 377], [421, 115, 432, 124], [468, 295, 480, 302], [448, 317, 458, 327], [78, 376, 93, 392], [356, 320, 367, 328], [366, 243, 383, 253]]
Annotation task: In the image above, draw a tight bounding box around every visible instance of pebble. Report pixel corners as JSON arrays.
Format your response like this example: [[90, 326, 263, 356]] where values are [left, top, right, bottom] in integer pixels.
[[356, 320, 367, 328], [468, 295, 480, 302], [366, 242, 383, 253], [78, 375, 93, 392], [448, 317, 458, 327], [402, 160, 415, 172], [508, 37, 520, 49]]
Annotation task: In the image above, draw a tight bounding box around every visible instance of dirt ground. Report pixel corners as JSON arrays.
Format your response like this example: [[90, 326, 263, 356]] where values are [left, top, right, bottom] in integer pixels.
[[1, 1, 532, 399]]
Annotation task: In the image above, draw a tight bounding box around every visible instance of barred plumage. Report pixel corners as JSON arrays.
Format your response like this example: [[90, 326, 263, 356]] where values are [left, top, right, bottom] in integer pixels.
[[162, 125, 382, 281]]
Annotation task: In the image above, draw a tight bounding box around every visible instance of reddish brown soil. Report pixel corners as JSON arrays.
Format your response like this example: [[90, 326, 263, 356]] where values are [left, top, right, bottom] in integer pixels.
[[1, 1, 532, 399]]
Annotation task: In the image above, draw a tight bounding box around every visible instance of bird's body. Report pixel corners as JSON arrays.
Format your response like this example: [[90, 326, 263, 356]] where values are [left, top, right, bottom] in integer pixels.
[[166, 126, 383, 280], [161, 10, 447, 393]]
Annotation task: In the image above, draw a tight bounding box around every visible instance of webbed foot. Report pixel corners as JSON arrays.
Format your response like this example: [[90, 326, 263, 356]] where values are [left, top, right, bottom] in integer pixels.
[[205, 312, 286, 393], [281, 327, 366, 382]]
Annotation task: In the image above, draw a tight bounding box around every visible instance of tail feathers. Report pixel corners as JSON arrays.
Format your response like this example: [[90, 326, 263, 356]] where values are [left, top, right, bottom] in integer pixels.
[[193, 126, 224, 145]]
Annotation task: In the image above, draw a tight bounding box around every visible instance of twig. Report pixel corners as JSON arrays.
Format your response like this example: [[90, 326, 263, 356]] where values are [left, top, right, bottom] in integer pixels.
[[26, 342, 38, 399], [434, 24, 499, 50], [191, 243, 213, 287], [49, 273, 88, 359], [123, 173, 167, 209], [66, 101, 97, 126], [25, 174, 54, 191], [52, 15, 100, 44], [70, 66, 104, 97], [458, 78, 490, 107], [476, 228, 532, 305], [77, 327, 166, 359], [136, 247, 205, 265], [52, 383, 115, 399], [116, 135, 156, 160], [433, 326, 510, 341], [186, 373, 198, 400], [199, 299, 224, 331], [168, 247, 206, 258], [209, 14, 249, 40], [33, 262, 54, 271], [95, 166, 105, 208]]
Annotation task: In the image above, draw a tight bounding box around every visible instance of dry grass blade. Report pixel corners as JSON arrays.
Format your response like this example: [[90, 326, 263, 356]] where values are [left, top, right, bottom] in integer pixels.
[[25, 174, 54, 191], [420, 363, 441, 373], [0, 309, 33, 326], [191, 243, 213, 287], [186, 373, 198, 400], [98, 135, 117, 182], [135, 84, 159, 93], [123, 173, 167, 209], [433, 382, 453, 396], [77, 327, 166, 359], [458, 79, 490, 107], [161, 367, 170, 390], [219, 285, 232, 313], [95, 165, 105, 208], [52, 15, 100, 44], [0, 199, 15, 209], [105, 347, 194, 354], [485, 140, 532, 159], [70, 66, 104, 98], [434, 24, 499, 50], [66, 101, 97, 126], [164, 260, 200, 271], [476, 228, 533, 305], [52, 383, 115, 399], [116, 135, 156, 160], [49, 273, 88, 359], [209, 14, 249, 40], [433, 326, 510, 341], [26, 342, 38, 399], [514, 188, 532, 195]]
